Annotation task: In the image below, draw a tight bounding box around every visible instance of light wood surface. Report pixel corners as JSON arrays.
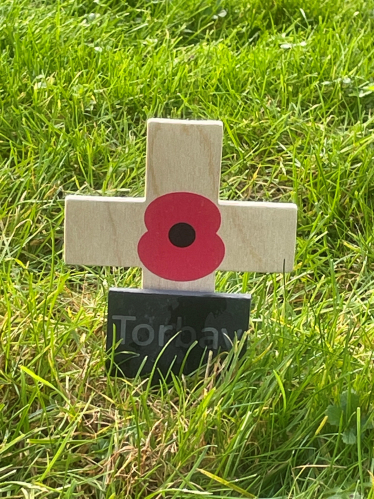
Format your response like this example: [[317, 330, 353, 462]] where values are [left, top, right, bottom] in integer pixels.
[[218, 201, 297, 273], [146, 119, 223, 202], [142, 269, 215, 292], [64, 195, 145, 267], [64, 118, 298, 292]]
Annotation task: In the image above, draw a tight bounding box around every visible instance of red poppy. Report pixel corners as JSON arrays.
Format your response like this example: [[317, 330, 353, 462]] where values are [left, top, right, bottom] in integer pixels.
[[138, 192, 225, 281]]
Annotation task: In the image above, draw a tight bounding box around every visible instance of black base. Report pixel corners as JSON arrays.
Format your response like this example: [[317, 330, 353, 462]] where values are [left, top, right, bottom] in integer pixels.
[[106, 288, 251, 379]]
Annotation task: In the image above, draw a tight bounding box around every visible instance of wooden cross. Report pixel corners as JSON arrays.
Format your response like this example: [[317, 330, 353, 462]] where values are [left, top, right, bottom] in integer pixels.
[[64, 119, 297, 292]]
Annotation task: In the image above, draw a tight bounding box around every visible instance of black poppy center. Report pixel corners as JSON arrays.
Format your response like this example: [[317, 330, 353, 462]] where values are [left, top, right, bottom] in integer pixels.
[[168, 223, 196, 248]]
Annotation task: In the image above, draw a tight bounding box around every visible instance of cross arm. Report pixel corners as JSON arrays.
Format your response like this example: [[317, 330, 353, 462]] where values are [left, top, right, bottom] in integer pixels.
[[218, 201, 297, 273], [64, 195, 146, 267]]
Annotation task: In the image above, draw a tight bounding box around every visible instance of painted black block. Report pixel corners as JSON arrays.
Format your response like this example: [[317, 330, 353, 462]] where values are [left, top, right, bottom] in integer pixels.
[[106, 288, 251, 379]]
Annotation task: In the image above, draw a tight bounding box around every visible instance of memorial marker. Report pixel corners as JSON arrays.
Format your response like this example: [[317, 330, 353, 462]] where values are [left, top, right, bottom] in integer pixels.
[[64, 119, 297, 378]]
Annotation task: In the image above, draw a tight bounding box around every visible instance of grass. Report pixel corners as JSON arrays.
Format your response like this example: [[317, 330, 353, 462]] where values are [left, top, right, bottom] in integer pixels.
[[0, 0, 374, 496]]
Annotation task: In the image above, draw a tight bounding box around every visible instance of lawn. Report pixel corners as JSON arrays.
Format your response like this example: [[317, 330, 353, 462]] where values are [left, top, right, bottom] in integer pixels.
[[0, 0, 374, 497]]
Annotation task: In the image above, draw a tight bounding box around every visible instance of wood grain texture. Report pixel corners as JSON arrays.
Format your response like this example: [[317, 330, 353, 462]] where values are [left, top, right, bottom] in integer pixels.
[[218, 201, 297, 273], [65, 196, 297, 276], [146, 118, 223, 202], [142, 268, 215, 292], [64, 195, 146, 267]]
